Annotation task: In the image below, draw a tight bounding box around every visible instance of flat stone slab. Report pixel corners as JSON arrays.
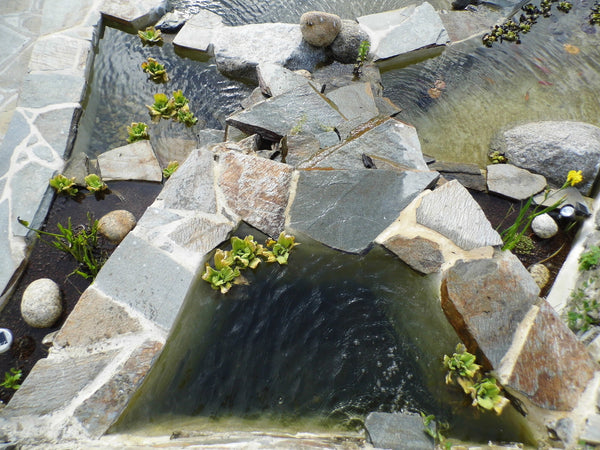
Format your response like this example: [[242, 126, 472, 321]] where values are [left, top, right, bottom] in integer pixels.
[[581, 414, 600, 444], [100, 0, 167, 29], [358, 3, 448, 65], [303, 118, 429, 171], [441, 250, 540, 369], [416, 180, 503, 250], [428, 160, 486, 191], [365, 412, 434, 449], [325, 82, 379, 122], [499, 301, 597, 411], [226, 83, 345, 142], [257, 62, 313, 97], [97, 140, 162, 182], [288, 169, 438, 253], [487, 163, 547, 201], [217, 151, 294, 238], [383, 235, 444, 274]]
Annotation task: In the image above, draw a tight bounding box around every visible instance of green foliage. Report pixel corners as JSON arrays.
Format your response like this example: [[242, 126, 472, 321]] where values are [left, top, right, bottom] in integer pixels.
[[174, 104, 198, 127], [567, 278, 600, 332], [162, 161, 179, 179], [420, 412, 450, 449], [141, 57, 168, 82], [579, 245, 600, 271], [84, 174, 108, 193], [146, 93, 176, 122], [591, 1, 600, 24], [49, 174, 78, 196], [489, 150, 507, 164], [127, 122, 150, 143], [138, 26, 163, 44], [18, 213, 104, 280], [513, 234, 535, 255], [353, 40, 371, 78], [172, 89, 188, 109], [0, 368, 22, 390], [444, 344, 509, 415], [202, 233, 299, 294], [289, 114, 307, 135]]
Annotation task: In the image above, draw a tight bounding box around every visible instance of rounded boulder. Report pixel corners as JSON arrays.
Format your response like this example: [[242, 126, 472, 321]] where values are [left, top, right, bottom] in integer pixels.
[[98, 210, 137, 243], [532, 213, 558, 239], [21, 278, 63, 328], [331, 20, 370, 64], [300, 11, 342, 47]]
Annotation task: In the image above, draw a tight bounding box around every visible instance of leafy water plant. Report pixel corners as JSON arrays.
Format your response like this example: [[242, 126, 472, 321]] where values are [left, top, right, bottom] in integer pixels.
[[172, 89, 189, 109], [138, 26, 163, 45], [444, 344, 509, 415], [127, 122, 150, 143], [201, 249, 241, 294], [513, 234, 535, 255], [162, 161, 179, 179], [18, 214, 104, 280], [49, 174, 78, 196], [353, 40, 371, 78], [230, 235, 264, 269], [84, 174, 108, 193], [146, 93, 176, 122], [501, 170, 583, 251], [263, 232, 300, 265], [0, 368, 22, 390], [174, 104, 198, 127], [489, 150, 507, 164], [141, 57, 168, 82], [579, 245, 600, 271], [420, 412, 450, 449]]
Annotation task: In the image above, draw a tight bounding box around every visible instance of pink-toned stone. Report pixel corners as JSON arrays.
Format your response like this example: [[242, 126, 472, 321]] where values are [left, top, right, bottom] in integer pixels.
[[382, 235, 444, 274], [74, 340, 163, 437], [54, 287, 142, 348], [218, 151, 293, 238], [504, 301, 597, 411], [441, 250, 539, 369]]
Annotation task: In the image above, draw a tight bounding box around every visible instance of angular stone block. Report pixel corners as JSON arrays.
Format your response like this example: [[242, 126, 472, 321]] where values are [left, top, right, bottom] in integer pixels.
[[29, 35, 91, 73], [53, 287, 142, 348], [173, 9, 224, 53], [74, 340, 163, 437], [97, 140, 162, 182], [487, 163, 547, 201], [4, 351, 116, 416], [581, 414, 600, 445], [428, 160, 486, 191], [326, 82, 379, 122], [218, 152, 293, 238], [20, 73, 86, 108], [156, 148, 217, 213], [34, 105, 81, 157], [304, 118, 429, 171], [416, 180, 503, 250], [441, 250, 539, 369], [500, 301, 597, 411], [365, 412, 434, 450], [100, 0, 167, 29], [257, 62, 313, 97], [92, 233, 194, 330], [383, 235, 444, 274], [289, 169, 438, 253], [168, 215, 234, 254]]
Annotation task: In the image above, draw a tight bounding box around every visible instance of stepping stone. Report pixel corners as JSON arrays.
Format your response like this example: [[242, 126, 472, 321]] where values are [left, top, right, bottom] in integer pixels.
[[487, 163, 546, 201]]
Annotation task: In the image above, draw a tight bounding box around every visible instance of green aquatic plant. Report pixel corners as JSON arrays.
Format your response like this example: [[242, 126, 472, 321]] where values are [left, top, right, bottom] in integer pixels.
[[172, 89, 189, 109], [420, 412, 450, 449], [230, 235, 264, 269], [513, 234, 535, 255], [146, 93, 176, 122], [18, 213, 104, 280], [579, 245, 600, 271], [489, 150, 507, 164], [138, 26, 163, 44], [126, 121, 150, 143], [353, 40, 371, 78], [141, 57, 168, 82], [0, 368, 22, 390], [263, 232, 300, 265], [443, 344, 509, 415], [84, 174, 108, 193], [162, 161, 179, 179], [49, 174, 78, 196], [174, 104, 198, 127], [201, 249, 241, 294]]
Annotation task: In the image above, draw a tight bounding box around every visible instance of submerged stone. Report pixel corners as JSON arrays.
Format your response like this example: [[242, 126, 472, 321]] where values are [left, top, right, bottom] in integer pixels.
[[428, 160, 486, 191], [365, 412, 434, 450], [97, 140, 162, 182], [288, 169, 438, 253], [416, 180, 503, 250]]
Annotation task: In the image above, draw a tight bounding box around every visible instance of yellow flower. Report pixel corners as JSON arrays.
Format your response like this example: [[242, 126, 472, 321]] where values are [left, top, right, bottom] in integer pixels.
[[566, 170, 583, 186]]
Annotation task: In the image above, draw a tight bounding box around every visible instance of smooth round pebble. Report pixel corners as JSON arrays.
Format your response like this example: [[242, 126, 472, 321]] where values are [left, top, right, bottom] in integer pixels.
[[21, 278, 62, 328], [98, 210, 137, 243], [529, 263, 551, 289], [531, 213, 558, 239], [300, 11, 342, 47]]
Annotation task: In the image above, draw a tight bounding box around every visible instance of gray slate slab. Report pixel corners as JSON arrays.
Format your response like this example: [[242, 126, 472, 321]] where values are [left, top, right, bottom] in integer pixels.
[[257, 62, 314, 97], [416, 180, 503, 250], [20, 73, 86, 108], [428, 160, 486, 191], [581, 414, 600, 444], [326, 83, 379, 122], [97, 140, 162, 182], [226, 83, 345, 142], [487, 163, 546, 201], [288, 169, 439, 253], [365, 412, 434, 450], [100, 0, 167, 29], [358, 3, 448, 64], [304, 118, 429, 171]]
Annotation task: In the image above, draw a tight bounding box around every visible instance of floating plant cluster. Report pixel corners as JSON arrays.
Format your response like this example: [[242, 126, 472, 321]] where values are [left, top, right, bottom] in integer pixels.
[[482, 0, 572, 47]]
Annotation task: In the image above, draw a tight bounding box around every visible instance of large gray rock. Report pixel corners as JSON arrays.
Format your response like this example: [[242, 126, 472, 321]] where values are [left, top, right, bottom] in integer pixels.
[[257, 62, 313, 97], [300, 11, 342, 47], [365, 412, 434, 450], [326, 82, 379, 123], [331, 20, 370, 64], [100, 0, 167, 29], [21, 278, 63, 328], [416, 180, 503, 251], [288, 169, 439, 253], [97, 140, 162, 182], [486, 163, 547, 201], [490, 121, 600, 195], [441, 250, 539, 369], [303, 118, 429, 171], [358, 3, 448, 65]]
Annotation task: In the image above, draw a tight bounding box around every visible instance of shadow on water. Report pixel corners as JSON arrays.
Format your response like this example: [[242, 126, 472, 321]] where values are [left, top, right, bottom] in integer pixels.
[[113, 227, 531, 443]]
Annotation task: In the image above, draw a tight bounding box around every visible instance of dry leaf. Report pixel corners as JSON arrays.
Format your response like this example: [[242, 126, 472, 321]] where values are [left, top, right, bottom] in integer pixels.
[[564, 44, 580, 54], [427, 87, 442, 99]]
